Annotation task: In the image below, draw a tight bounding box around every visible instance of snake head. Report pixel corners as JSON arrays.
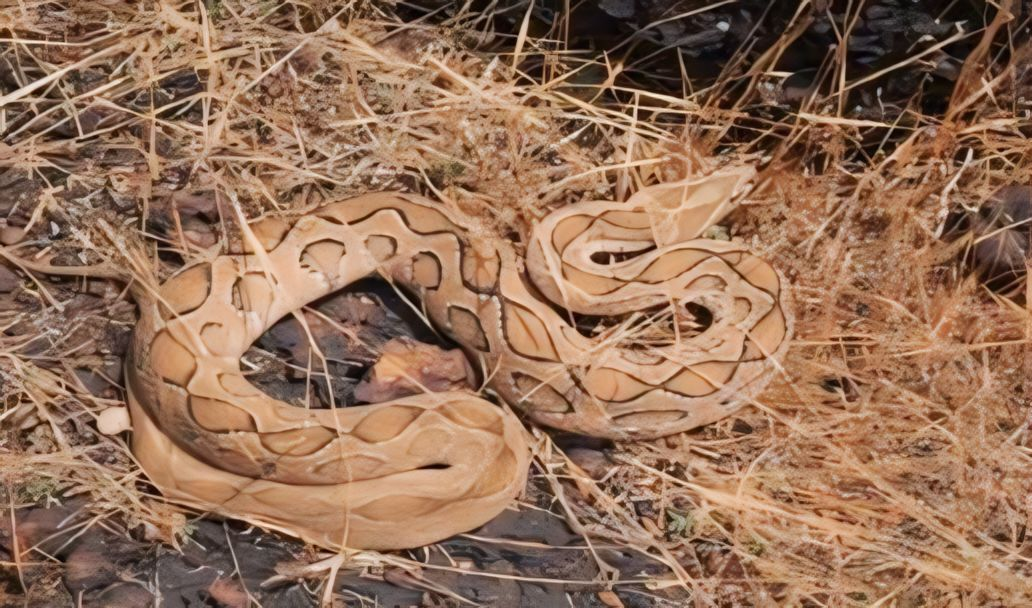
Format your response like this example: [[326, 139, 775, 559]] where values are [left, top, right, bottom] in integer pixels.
[[625, 166, 756, 246]]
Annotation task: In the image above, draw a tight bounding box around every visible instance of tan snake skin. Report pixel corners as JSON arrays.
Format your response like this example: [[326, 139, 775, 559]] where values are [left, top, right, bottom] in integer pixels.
[[30, 169, 792, 550]]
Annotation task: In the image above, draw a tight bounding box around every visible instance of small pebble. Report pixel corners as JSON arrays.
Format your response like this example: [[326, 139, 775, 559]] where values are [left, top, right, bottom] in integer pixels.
[[566, 447, 611, 479], [0, 265, 20, 292], [0, 226, 26, 245], [97, 407, 132, 435]]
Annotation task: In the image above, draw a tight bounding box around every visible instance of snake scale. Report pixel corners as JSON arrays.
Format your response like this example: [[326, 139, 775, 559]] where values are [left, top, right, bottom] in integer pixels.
[[49, 168, 792, 550]]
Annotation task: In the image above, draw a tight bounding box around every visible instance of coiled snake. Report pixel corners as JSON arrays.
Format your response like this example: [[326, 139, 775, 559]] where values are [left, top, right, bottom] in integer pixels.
[[20, 169, 791, 550]]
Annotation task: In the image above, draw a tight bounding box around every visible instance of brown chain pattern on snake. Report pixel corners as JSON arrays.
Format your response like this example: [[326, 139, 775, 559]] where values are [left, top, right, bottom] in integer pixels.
[[19, 168, 792, 550]]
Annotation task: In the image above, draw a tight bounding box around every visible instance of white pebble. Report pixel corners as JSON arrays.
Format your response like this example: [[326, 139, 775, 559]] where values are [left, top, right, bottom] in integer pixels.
[[97, 407, 132, 435]]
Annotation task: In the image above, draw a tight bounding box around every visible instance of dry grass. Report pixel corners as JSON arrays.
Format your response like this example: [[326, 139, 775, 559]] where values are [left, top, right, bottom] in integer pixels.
[[1, 1, 1030, 606]]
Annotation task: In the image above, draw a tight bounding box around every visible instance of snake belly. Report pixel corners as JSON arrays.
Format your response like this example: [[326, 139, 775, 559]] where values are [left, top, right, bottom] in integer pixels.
[[125, 185, 790, 550]]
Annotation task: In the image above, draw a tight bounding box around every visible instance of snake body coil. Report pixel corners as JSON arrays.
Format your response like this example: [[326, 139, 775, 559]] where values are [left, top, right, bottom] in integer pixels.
[[125, 171, 790, 550]]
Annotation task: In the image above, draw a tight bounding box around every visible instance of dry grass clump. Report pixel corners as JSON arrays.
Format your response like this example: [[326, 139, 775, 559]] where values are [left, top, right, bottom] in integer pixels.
[[1, 1, 1030, 606]]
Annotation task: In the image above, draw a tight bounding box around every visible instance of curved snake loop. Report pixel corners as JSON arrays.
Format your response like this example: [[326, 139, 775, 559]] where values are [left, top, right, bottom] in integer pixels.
[[33, 168, 792, 550]]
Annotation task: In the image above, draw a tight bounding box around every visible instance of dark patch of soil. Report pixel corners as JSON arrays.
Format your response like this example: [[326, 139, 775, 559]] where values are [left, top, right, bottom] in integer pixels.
[[396, 0, 998, 157], [245, 277, 445, 409], [1, 484, 687, 607]]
